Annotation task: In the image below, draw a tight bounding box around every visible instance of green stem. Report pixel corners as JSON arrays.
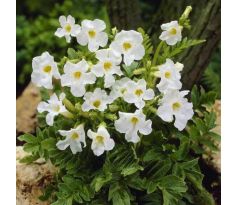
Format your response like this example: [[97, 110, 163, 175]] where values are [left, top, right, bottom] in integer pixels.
[[152, 41, 164, 66]]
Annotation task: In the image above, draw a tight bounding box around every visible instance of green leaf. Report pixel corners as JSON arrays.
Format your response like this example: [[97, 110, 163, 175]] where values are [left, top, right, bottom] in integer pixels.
[[18, 133, 38, 143], [161, 189, 178, 205], [204, 112, 216, 130], [67, 48, 78, 59], [173, 140, 190, 160], [23, 143, 39, 153], [121, 163, 143, 176], [161, 38, 205, 62], [19, 154, 39, 164], [141, 192, 163, 205], [41, 137, 56, 150], [191, 85, 200, 109], [127, 174, 146, 191], [208, 131, 221, 141], [143, 148, 164, 162], [91, 171, 112, 192], [109, 183, 131, 205], [188, 126, 200, 139], [201, 91, 217, 106], [193, 118, 207, 133], [180, 158, 198, 170], [122, 62, 139, 78], [158, 175, 187, 193]]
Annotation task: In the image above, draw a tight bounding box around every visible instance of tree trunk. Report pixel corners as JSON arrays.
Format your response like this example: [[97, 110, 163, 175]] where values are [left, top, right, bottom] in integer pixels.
[[105, 0, 142, 30], [106, 0, 221, 89]]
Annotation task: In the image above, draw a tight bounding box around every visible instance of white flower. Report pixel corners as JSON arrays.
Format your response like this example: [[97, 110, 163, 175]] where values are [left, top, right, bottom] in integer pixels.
[[31, 52, 60, 89], [159, 21, 182, 45], [87, 126, 115, 156], [109, 77, 131, 101], [157, 90, 194, 131], [115, 110, 152, 143], [123, 79, 155, 109], [91, 49, 123, 88], [156, 59, 182, 93], [56, 124, 86, 154], [110, 30, 145, 66], [76, 19, 108, 52], [37, 93, 68, 126], [55, 15, 81, 43], [61, 59, 96, 97], [82, 88, 110, 112]]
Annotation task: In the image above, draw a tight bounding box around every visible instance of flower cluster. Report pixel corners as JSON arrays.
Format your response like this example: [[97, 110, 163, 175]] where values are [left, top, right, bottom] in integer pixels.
[[32, 16, 193, 156]]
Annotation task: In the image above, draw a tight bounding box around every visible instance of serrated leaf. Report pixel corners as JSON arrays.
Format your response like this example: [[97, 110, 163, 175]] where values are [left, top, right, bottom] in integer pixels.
[[158, 175, 187, 193], [204, 112, 216, 130], [41, 137, 56, 150], [180, 158, 198, 170], [191, 85, 200, 109], [18, 133, 38, 143], [19, 154, 39, 164], [23, 143, 39, 153], [122, 62, 139, 78], [173, 140, 190, 160], [121, 163, 143, 176], [201, 91, 217, 106], [207, 132, 221, 141], [67, 48, 78, 59]]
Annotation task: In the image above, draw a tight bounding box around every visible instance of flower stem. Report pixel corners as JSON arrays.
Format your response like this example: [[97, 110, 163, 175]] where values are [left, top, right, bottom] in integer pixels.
[[152, 41, 164, 66]]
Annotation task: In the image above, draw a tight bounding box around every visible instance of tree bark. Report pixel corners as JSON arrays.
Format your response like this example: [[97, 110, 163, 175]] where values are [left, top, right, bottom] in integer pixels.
[[106, 0, 221, 90], [105, 0, 142, 30]]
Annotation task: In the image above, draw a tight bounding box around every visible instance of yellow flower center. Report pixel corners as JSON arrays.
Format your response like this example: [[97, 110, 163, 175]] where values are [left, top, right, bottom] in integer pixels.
[[73, 71, 82, 79], [135, 89, 143, 96], [165, 71, 171, 79], [123, 42, 132, 51], [172, 102, 181, 111], [93, 100, 101, 108], [103, 61, 112, 71], [65, 24, 72, 32], [53, 105, 60, 112], [88, 30, 96, 38], [43, 65, 52, 73], [71, 132, 79, 140], [96, 135, 104, 144], [169, 28, 177, 35], [131, 117, 139, 125]]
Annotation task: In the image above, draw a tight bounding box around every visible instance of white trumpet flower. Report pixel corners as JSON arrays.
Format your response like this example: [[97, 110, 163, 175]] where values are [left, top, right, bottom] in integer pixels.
[[37, 93, 68, 126], [157, 90, 194, 131], [115, 110, 152, 143], [56, 124, 86, 154], [82, 88, 110, 112], [55, 15, 81, 43], [31, 52, 60, 89], [87, 126, 115, 156], [76, 19, 108, 52], [61, 59, 96, 97], [109, 77, 131, 101], [159, 20, 182, 45], [110, 30, 145, 66], [123, 79, 155, 109], [92, 49, 123, 88], [156, 59, 182, 93]]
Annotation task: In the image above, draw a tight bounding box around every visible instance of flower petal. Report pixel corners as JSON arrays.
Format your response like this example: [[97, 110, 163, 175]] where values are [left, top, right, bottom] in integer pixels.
[[56, 138, 70, 150], [55, 28, 65, 37]]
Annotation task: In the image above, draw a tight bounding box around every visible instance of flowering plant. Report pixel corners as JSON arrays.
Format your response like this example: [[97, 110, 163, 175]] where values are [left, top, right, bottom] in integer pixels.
[[18, 6, 220, 205]]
